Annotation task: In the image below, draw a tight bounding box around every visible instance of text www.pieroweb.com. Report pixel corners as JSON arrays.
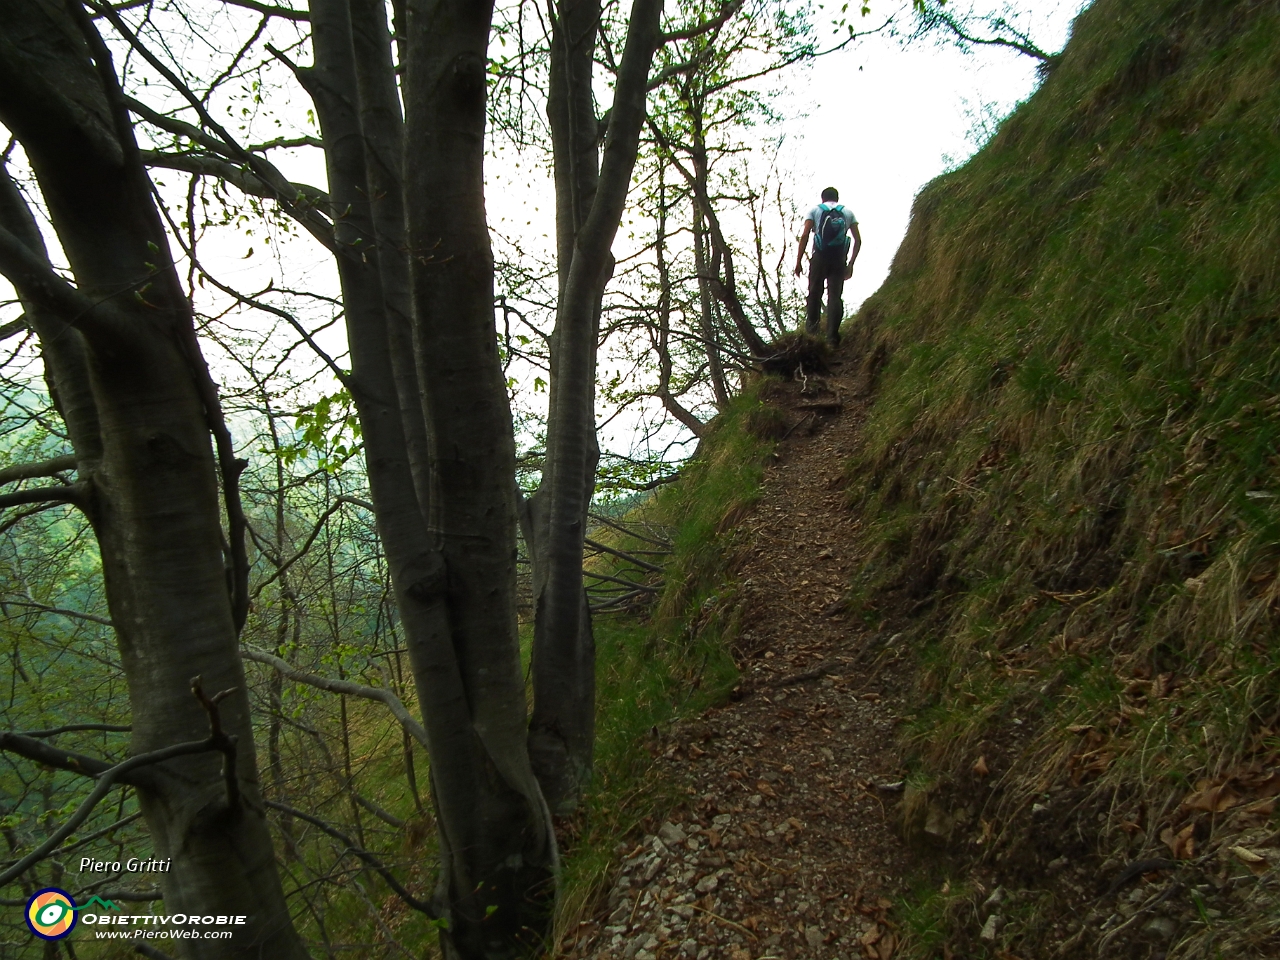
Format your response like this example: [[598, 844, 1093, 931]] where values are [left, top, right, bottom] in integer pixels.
[[87, 914, 244, 941]]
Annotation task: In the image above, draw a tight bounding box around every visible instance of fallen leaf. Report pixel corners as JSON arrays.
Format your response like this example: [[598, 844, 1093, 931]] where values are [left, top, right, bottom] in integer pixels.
[[1229, 846, 1269, 876], [1160, 822, 1196, 859], [1184, 780, 1244, 813], [756, 781, 777, 798], [877, 930, 897, 959], [973, 756, 990, 777]]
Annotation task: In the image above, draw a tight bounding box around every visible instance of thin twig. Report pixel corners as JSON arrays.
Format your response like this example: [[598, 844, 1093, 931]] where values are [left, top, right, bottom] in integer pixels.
[[264, 800, 438, 918]]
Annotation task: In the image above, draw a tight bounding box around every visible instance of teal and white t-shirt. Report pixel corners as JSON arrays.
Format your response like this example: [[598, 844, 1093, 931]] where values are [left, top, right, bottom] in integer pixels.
[[806, 203, 857, 253]]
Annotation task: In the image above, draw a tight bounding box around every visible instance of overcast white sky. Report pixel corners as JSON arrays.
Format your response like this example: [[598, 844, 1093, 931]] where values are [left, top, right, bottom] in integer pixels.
[[787, 0, 1087, 313]]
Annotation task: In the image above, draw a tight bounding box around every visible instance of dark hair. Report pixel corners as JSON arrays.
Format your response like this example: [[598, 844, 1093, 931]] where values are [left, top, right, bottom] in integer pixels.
[[821, 187, 839, 202]]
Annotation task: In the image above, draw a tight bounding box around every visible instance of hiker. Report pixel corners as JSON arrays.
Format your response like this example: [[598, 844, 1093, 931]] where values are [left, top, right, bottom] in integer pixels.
[[794, 187, 861, 347]]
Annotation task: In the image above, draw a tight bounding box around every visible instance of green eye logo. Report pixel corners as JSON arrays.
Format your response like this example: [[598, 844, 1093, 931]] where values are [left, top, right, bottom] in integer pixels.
[[26, 888, 78, 940]]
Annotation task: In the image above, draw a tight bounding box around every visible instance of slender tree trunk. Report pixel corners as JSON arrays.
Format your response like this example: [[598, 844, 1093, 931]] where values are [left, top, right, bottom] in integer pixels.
[[524, 0, 607, 814], [301, 0, 558, 953], [655, 177, 707, 433], [690, 144, 770, 357], [692, 210, 730, 409], [404, 2, 558, 954], [526, 0, 665, 814], [0, 6, 305, 956]]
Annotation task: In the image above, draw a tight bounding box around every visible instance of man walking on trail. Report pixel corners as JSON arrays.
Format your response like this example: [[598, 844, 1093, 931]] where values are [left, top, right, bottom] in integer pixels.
[[794, 187, 861, 347]]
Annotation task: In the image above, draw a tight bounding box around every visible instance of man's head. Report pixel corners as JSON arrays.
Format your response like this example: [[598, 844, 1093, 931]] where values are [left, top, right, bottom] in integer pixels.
[[821, 187, 839, 202]]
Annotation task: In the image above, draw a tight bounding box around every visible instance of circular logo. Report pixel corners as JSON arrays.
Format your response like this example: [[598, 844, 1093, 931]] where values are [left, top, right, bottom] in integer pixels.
[[26, 888, 77, 940]]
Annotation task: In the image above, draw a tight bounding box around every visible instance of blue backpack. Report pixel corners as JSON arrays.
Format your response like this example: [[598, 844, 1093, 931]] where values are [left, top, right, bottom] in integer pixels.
[[814, 204, 851, 254]]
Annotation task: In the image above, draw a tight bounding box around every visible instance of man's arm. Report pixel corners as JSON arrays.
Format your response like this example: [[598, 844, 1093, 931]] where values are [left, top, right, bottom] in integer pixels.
[[794, 219, 812, 276], [844, 223, 862, 280]]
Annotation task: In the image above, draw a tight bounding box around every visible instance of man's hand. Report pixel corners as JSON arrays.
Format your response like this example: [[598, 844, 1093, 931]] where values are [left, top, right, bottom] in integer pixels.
[[795, 220, 812, 278], [844, 263, 854, 280]]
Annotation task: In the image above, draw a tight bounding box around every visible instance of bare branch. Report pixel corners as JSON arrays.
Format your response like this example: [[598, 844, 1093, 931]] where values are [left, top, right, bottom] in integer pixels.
[[93, 888, 162, 902], [583, 570, 659, 592], [352, 791, 405, 829], [916, 4, 1054, 62], [0, 315, 27, 340], [189, 676, 241, 810], [0, 481, 88, 511], [0, 731, 120, 780], [220, 0, 310, 21], [646, 46, 716, 91], [252, 495, 369, 595], [590, 588, 651, 612], [20, 723, 130, 737], [588, 511, 672, 547], [141, 151, 331, 211], [246, 135, 324, 151], [0, 454, 77, 485], [583, 537, 664, 573], [116, 73, 337, 252], [659, 0, 742, 42], [241, 646, 430, 751], [264, 800, 438, 918], [0, 599, 113, 627]]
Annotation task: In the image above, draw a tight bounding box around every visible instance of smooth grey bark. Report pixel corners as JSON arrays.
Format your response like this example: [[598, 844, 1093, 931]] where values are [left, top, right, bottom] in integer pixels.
[[524, 0, 666, 815], [0, 3, 304, 957], [298, 0, 557, 954], [403, 1, 557, 954], [521, 0, 606, 816]]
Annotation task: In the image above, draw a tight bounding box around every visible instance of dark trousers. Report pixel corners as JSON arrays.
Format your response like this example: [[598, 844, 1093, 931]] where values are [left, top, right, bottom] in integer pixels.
[[805, 250, 847, 346]]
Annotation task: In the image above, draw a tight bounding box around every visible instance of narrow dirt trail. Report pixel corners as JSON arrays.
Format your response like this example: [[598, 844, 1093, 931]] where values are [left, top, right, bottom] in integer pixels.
[[573, 354, 915, 960]]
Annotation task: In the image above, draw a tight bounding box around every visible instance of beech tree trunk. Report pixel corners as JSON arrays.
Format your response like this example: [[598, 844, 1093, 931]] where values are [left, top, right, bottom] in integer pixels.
[[525, 0, 665, 815], [301, 0, 558, 953], [0, 3, 305, 956]]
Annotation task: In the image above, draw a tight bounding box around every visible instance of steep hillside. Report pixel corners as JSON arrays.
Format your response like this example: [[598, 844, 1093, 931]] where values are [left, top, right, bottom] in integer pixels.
[[838, 0, 1280, 955]]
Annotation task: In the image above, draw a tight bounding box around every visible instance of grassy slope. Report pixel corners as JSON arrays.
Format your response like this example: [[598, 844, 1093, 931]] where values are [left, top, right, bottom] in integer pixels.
[[840, 0, 1280, 954]]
